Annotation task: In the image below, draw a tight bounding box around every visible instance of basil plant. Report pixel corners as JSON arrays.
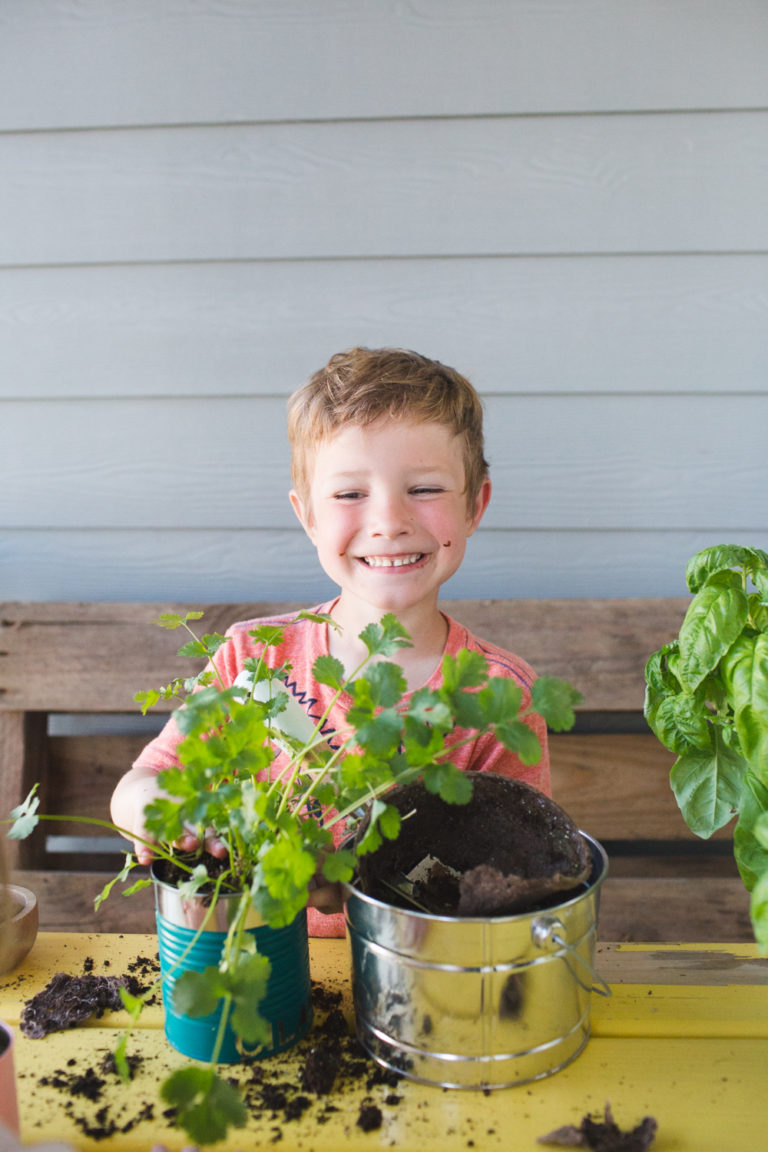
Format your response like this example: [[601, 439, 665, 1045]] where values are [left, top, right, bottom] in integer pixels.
[[644, 545, 768, 950]]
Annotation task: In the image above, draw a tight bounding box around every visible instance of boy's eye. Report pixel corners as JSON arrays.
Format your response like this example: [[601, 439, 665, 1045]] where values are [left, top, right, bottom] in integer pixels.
[[411, 486, 444, 496], [334, 490, 365, 501]]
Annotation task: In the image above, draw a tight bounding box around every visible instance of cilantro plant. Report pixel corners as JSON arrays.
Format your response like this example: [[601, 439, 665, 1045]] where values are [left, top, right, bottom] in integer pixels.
[[7, 608, 580, 1145], [644, 545, 768, 951]]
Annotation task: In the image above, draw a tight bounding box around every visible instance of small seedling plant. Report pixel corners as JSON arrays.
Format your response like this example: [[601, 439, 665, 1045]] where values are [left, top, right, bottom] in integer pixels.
[[644, 544, 768, 950], [8, 609, 580, 1145]]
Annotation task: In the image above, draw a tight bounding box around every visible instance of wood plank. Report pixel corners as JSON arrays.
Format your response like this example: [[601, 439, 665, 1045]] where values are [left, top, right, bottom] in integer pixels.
[[15, 869, 754, 943], [0, 601, 298, 712], [4, 394, 768, 531], [3, 1, 767, 129], [550, 733, 735, 843], [39, 731, 717, 846], [13, 869, 157, 934], [0, 712, 48, 870], [3, 255, 767, 401], [0, 528, 757, 603], [2, 113, 767, 265], [1, 599, 689, 713], [595, 942, 768, 987], [598, 877, 753, 944], [444, 600, 689, 713]]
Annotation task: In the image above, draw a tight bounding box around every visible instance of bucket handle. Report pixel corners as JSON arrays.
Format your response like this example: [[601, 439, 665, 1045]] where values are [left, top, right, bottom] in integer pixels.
[[530, 914, 612, 998]]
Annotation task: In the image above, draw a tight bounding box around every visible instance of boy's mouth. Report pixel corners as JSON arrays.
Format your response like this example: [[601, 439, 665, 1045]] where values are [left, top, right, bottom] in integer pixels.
[[360, 552, 425, 569]]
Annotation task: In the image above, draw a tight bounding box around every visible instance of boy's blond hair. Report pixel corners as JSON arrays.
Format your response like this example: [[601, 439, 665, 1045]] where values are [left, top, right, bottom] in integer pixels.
[[288, 347, 489, 508]]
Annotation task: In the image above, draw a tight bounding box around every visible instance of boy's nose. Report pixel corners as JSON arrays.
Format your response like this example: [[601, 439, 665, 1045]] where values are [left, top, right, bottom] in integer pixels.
[[368, 494, 412, 538]]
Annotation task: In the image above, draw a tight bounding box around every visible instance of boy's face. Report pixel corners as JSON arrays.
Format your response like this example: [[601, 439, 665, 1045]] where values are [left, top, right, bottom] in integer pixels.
[[290, 419, 491, 621]]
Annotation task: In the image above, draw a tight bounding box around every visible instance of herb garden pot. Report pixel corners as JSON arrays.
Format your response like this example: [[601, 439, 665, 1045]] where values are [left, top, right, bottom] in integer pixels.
[[343, 774, 609, 1089], [0, 1019, 20, 1135], [152, 866, 313, 1063]]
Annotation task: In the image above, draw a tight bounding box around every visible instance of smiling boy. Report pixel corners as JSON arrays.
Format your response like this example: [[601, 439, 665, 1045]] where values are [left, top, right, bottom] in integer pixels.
[[111, 347, 549, 935]]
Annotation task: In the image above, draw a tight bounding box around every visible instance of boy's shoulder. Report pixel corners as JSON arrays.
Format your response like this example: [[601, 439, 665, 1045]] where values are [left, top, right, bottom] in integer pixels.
[[442, 611, 538, 690], [225, 602, 334, 641]]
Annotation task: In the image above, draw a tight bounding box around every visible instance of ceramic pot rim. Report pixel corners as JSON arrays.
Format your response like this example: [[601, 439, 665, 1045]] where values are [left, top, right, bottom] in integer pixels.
[[7, 885, 37, 923]]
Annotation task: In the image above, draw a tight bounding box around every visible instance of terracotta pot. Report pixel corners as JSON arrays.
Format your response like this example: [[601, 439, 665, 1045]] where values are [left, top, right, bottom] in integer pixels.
[[0, 1020, 20, 1136]]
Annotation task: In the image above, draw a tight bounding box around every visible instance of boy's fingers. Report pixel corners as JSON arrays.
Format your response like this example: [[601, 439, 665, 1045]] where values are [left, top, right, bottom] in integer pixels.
[[134, 843, 155, 865], [205, 836, 228, 858], [307, 880, 344, 914]]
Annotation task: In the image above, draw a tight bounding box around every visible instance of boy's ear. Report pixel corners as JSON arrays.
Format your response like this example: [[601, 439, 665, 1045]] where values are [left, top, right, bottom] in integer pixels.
[[289, 488, 318, 543], [467, 477, 492, 536]]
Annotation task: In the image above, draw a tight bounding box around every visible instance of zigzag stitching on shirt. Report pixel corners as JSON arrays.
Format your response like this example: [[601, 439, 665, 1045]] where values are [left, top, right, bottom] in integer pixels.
[[282, 673, 342, 750]]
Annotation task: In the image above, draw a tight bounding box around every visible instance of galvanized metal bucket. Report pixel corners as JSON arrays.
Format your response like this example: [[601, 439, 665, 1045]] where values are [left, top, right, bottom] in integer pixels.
[[153, 870, 313, 1062], [343, 833, 609, 1089]]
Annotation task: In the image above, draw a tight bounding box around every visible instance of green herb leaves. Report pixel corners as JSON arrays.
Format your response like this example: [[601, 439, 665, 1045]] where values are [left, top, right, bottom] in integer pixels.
[[4, 604, 581, 1144], [644, 544, 768, 949]]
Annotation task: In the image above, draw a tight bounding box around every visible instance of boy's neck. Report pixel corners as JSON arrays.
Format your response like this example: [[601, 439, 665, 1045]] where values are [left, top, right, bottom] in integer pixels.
[[328, 594, 448, 691]]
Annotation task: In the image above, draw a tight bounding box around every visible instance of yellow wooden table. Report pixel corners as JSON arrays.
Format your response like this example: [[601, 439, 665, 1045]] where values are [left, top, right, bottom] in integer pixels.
[[2, 934, 767, 1151]]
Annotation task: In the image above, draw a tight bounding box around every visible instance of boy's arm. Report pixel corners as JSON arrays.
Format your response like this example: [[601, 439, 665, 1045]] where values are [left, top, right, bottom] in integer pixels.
[[110, 764, 168, 865]]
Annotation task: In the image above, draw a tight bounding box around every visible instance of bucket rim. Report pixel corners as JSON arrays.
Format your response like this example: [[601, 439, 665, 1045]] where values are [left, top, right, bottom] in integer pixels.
[[342, 830, 608, 926]]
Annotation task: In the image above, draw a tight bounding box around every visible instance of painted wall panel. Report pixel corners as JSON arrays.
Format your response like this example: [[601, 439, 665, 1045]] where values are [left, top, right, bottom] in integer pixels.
[[1, 4, 765, 603], [2, 112, 767, 265], [2, 0, 767, 129], [1, 254, 766, 400], [5, 394, 767, 530], [4, 528, 767, 603]]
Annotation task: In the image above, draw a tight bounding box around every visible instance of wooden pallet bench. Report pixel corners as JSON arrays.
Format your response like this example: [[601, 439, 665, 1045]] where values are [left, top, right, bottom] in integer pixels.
[[0, 599, 752, 942]]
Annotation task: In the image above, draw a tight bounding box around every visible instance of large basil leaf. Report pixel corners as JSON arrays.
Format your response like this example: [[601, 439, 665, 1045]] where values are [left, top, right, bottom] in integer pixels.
[[685, 545, 768, 593], [733, 773, 768, 890], [677, 572, 748, 691], [750, 872, 768, 953], [722, 632, 768, 775], [669, 728, 744, 838], [650, 692, 712, 755], [748, 593, 768, 632]]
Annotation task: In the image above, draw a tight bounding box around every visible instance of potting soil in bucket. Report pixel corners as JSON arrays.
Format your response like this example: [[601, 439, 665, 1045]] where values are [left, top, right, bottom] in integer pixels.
[[153, 872, 312, 1063], [344, 774, 610, 1090]]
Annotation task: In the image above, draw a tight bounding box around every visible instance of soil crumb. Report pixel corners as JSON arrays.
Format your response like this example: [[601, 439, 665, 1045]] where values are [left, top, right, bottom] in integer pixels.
[[357, 1103, 383, 1131], [538, 1103, 657, 1151]]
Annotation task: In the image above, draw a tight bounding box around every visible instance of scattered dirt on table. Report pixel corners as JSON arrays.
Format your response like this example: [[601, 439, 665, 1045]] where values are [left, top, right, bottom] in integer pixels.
[[36, 1052, 155, 1141], [25, 960, 405, 1143], [538, 1103, 658, 1151]]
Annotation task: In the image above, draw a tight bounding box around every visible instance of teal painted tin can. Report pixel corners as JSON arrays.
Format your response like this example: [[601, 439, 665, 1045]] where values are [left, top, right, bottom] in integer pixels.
[[153, 871, 312, 1063]]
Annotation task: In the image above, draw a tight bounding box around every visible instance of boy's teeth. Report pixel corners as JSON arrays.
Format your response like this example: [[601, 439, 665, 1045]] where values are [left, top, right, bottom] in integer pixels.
[[364, 553, 422, 568]]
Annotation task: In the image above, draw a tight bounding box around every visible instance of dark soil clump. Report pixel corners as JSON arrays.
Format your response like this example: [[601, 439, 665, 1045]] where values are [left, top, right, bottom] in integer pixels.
[[301, 1038, 341, 1095], [152, 850, 235, 895], [355, 773, 590, 916], [357, 1103, 383, 1131], [538, 1104, 657, 1150], [20, 971, 144, 1038]]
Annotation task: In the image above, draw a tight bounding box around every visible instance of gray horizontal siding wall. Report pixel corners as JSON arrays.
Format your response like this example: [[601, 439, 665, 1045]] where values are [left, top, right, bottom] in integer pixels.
[[1, 0, 767, 601]]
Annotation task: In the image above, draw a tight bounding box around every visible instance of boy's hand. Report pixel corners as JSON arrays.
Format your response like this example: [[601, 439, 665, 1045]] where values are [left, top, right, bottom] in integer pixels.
[[307, 875, 345, 915], [110, 767, 225, 865]]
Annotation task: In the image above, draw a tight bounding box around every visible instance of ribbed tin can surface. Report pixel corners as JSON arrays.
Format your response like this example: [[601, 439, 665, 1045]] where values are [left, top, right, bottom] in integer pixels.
[[153, 877, 312, 1063]]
